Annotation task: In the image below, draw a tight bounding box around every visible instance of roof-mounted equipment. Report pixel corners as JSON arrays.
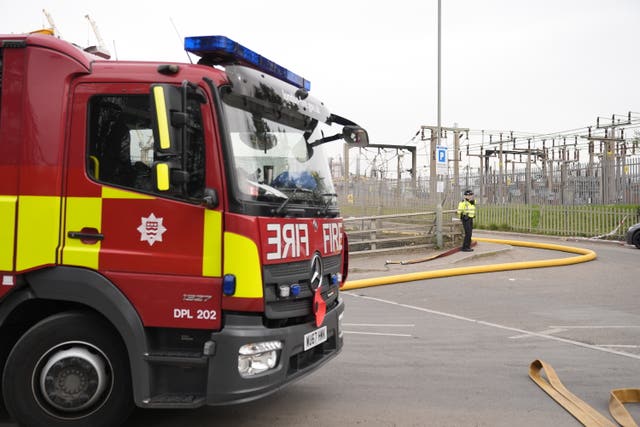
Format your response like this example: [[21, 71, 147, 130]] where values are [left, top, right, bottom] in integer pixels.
[[184, 35, 311, 91]]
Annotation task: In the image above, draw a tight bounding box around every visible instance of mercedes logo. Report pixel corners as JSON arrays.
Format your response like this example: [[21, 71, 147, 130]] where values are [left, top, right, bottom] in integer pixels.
[[310, 253, 323, 291]]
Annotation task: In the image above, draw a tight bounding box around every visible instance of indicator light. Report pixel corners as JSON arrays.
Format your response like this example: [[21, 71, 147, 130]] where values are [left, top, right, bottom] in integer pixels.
[[223, 274, 236, 296], [290, 284, 301, 297]]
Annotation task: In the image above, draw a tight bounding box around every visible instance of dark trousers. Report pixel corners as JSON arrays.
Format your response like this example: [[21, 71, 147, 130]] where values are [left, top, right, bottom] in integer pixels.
[[462, 217, 473, 249]]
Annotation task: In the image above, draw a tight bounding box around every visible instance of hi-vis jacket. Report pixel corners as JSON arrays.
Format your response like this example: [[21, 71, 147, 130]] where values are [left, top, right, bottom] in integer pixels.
[[457, 200, 476, 219]]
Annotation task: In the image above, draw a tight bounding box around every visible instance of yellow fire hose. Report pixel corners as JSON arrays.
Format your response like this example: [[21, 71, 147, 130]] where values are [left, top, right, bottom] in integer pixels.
[[344, 238, 639, 425], [343, 237, 596, 291]]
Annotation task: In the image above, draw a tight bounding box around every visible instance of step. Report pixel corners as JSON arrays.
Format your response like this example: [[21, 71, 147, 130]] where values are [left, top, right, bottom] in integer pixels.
[[144, 393, 205, 409], [144, 351, 208, 367]]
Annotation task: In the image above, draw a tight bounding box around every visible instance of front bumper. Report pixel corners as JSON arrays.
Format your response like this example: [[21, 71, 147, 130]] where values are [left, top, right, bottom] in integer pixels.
[[205, 297, 344, 405]]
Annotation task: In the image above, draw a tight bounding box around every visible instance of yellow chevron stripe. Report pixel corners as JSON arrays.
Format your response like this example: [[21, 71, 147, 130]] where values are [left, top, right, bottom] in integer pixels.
[[0, 196, 17, 271], [224, 232, 263, 298], [15, 196, 60, 271], [61, 197, 102, 270]]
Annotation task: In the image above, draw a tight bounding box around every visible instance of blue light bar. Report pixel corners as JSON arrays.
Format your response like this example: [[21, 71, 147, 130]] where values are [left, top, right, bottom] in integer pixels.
[[185, 35, 311, 91]]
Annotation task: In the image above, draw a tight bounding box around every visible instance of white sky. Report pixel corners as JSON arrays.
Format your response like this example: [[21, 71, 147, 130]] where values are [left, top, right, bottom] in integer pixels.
[[2, 0, 639, 149]]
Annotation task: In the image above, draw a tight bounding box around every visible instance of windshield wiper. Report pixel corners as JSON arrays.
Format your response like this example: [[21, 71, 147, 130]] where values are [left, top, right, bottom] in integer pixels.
[[274, 187, 313, 216], [308, 133, 342, 147], [247, 181, 288, 200], [319, 193, 339, 216]]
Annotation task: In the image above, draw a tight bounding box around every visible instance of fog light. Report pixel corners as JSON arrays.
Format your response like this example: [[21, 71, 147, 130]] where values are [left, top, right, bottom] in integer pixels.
[[278, 284, 290, 297], [338, 313, 344, 338], [238, 341, 282, 377]]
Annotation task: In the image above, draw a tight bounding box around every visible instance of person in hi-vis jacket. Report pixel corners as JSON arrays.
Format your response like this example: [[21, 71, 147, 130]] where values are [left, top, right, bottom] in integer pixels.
[[457, 189, 476, 252]]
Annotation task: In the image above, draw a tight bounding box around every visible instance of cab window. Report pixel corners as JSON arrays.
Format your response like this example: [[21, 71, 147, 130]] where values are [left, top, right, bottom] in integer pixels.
[[87, 94, 205, 201]]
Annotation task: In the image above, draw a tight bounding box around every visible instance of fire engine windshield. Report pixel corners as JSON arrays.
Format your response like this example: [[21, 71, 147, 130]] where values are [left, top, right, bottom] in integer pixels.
[[220, 67, 338, 215]]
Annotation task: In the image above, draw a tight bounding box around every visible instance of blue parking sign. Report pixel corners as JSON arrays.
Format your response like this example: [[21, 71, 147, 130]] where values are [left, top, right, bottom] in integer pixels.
[[436, 145, 447, 174]]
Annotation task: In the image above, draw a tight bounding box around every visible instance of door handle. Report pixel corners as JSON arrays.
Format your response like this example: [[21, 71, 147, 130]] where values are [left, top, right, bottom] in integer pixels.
[[68, 227, 104, 244]]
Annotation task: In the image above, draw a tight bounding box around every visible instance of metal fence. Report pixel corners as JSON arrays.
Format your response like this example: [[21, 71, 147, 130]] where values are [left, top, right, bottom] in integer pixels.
[[468, 158, 640, 206], [337, 158, 640, 211], [336, 158, 640, 240], [343, 210, 461, 254], [474, 204, 638, 240]]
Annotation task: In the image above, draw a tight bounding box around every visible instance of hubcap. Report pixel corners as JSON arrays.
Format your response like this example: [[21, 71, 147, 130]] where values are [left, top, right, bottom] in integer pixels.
[[38, 345, 108, 413]]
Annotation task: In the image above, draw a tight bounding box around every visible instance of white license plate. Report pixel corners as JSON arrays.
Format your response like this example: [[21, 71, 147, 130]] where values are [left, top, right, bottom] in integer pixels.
[[304, 326, 327, 351]]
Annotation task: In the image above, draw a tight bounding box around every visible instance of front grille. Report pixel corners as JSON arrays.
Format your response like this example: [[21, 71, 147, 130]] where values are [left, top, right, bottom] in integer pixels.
[[263, 255, 341, 284], [263, 255, 342, 321]]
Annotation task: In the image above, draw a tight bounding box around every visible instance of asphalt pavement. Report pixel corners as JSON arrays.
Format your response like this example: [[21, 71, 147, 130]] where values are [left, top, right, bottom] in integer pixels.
[[346, 230, 623, 283], [347, 232, 513, 282]]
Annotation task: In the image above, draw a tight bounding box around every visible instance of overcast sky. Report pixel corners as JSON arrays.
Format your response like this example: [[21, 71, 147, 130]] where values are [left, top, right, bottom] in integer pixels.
[[3, 0, 639, 148]]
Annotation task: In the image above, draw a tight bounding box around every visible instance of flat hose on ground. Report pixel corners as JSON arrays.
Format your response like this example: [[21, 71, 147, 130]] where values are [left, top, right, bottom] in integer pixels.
[[343, 237, 597, 291], [530, 360, 640, 426]]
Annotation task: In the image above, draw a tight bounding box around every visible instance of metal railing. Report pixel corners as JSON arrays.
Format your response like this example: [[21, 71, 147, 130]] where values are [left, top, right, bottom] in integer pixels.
[[344, 210, 462, 255], [474, 204, 639, 240]]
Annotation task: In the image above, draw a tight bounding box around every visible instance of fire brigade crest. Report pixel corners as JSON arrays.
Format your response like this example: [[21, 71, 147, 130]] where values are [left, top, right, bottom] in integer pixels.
[[137, 213, 167, 246]]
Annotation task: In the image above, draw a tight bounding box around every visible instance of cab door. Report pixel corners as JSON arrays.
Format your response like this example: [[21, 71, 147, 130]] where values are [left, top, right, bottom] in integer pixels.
[[61, 82, 223, 329]]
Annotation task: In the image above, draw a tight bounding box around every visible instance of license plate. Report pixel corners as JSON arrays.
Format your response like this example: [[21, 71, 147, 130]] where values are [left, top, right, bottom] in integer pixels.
[[304, 326, 327, 351]]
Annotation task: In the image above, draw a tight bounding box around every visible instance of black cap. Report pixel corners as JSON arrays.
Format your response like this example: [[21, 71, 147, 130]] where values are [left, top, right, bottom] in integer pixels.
[[464, 189, 474, 196]]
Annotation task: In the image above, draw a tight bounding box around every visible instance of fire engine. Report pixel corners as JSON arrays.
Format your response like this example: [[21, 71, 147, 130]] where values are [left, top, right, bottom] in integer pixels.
[[0, 31, 368, 426]]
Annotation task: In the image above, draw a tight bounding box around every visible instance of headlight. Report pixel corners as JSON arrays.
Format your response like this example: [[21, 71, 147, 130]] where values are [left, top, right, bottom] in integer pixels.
[[238, 341, 283, 377]]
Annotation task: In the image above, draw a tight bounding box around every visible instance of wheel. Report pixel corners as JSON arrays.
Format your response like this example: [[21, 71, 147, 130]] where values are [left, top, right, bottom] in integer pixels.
[[2, 311, 133, 427], [633, 231, 640, 249]]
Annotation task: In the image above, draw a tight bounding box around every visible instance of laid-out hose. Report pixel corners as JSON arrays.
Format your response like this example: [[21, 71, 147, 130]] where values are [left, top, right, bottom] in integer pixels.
[[343, 237, 596, 291], [530, 360, 639, 426]]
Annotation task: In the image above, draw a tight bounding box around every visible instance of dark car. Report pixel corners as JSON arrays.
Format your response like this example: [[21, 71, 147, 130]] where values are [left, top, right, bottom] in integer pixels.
[[627, 222, 640, 249]]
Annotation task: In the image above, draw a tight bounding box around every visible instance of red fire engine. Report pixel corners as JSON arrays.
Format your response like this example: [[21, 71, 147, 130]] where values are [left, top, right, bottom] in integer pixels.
[[0, 32, 368, 426]]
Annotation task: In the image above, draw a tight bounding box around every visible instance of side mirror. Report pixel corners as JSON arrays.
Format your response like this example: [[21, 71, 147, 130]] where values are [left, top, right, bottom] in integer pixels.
[[202, 188, 219, 209], [343, 126, 369, 147]]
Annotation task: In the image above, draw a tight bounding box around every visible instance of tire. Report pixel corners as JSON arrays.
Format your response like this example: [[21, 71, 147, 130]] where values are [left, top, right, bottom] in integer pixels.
[[2, 311, 133, 427], [633, 231, 640, 249]]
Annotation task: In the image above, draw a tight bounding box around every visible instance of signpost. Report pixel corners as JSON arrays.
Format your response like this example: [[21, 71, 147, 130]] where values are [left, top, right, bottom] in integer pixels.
[[436, 145, 448, 175]]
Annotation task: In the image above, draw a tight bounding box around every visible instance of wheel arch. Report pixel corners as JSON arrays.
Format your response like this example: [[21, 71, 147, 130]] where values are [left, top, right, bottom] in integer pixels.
[[633, 229, 640, 247], [0, 266, 151, 406]]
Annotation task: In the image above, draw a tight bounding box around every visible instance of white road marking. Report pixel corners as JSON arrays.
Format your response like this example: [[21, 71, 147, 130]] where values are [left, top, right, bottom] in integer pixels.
[[345, 292, 640, 361], [343, 323, 414, 337], [344, 331, 413, 337], [509, 328, 567, 339], [343, 323, 415, 327], [597, 345, 640, 349], [549, 325, 640, 329]]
